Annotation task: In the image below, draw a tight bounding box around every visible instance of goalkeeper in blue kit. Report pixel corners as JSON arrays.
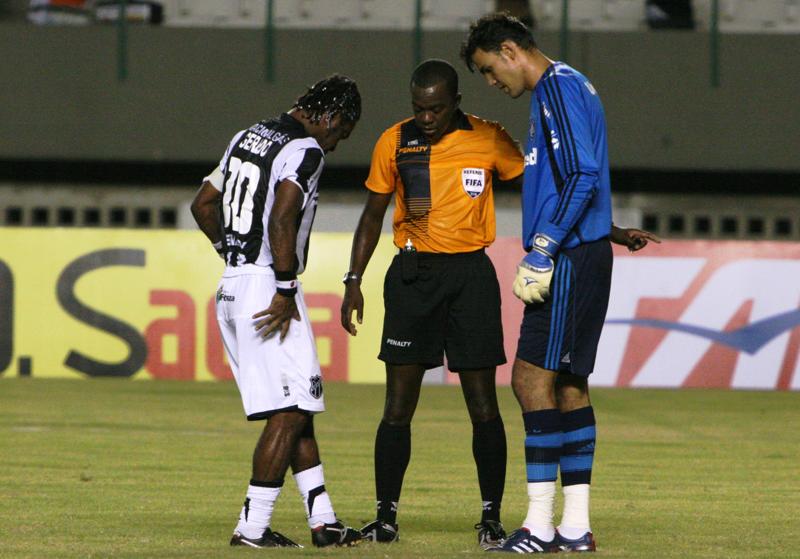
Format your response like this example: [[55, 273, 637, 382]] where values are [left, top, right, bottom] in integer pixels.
[[461, 13, 657, 553]]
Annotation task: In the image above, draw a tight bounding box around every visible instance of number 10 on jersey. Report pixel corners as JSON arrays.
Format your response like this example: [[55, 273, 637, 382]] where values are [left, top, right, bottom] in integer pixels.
[[222, 156, 261, 235]]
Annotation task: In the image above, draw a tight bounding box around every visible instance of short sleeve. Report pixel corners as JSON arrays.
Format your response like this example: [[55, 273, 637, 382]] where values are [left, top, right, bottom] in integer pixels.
[[203, 166, 224, 191], [279, 145, 324, 192], [365, 128, 398, 193], [278, 143, 324, 209], [493, 124, 524, 180], [219, 130, 246, 177]]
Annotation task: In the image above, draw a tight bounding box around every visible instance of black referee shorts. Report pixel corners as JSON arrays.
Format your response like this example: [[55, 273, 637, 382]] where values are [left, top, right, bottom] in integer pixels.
[[516, 238, 613, 377], [379, 249, 506, 371]]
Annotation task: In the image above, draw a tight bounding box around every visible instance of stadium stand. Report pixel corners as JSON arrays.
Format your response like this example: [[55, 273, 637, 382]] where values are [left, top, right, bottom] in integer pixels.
[[694, 0, 800, 33], [531, 0, 647, 31], [530, 0, 800, 32], [160, 0, 494, 29]]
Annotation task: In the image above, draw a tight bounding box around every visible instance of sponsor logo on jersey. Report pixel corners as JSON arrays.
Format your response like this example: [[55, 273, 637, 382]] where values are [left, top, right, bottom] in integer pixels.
[[386, 338, 412, 348], [461, 168, 485, 198], [224, 234, 245, 248], [309, 375, 323, 399], [215, 287, 235, 302], [398, 145, 429, 154], [542, 103, 552, 119], [551, 130, 560, 150], [524, 148, 538, 167], [561, 352, 571, 364]]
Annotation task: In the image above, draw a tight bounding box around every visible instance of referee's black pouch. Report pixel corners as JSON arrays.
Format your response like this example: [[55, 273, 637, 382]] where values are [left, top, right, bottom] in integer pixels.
[[401, 242, 418, 283]]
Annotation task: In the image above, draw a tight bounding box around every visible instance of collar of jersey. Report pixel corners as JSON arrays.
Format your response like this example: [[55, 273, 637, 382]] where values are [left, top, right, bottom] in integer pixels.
[[277, 112, 309, 136], [408, 110, 473, 144]]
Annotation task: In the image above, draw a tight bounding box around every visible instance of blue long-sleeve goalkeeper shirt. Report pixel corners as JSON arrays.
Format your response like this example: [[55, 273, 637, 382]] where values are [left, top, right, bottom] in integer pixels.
[[521, 62, 612, 252]]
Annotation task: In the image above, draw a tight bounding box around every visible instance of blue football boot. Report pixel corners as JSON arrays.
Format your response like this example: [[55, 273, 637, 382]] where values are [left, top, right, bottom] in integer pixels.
[[489, 527, 558, 553], [555, 530, 596, 552]]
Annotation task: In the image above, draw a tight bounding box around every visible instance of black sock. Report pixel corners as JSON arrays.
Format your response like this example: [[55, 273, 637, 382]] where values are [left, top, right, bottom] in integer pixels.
[[472, 415, 507, 522], [375, 421, 410, 525]]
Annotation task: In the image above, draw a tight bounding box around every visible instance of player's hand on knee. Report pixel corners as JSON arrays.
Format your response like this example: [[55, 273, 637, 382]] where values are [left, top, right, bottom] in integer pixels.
[[512, 245, 555, 304], [252, 294, 301, 342], [340, 284, 364, 336]]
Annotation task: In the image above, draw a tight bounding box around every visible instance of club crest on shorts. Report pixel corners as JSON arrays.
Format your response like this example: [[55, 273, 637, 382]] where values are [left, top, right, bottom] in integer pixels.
[[309, 375, 323, 399], [461, 168, 485, 198]]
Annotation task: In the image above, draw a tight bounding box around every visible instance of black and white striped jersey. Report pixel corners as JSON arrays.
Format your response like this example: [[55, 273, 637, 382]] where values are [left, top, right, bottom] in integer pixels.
[[207, 113, 324, 274]]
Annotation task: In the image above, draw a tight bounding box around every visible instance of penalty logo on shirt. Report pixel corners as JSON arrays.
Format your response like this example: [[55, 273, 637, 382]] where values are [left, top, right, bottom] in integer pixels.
[[461, 168, 485, 198]]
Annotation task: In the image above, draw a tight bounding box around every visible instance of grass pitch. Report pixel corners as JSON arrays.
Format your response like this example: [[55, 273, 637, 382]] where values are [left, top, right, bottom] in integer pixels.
[[0, 378, 798, 558]]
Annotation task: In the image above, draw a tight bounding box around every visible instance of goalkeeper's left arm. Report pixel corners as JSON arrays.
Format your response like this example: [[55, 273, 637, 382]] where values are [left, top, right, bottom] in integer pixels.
[[514, 76, 602, 304]]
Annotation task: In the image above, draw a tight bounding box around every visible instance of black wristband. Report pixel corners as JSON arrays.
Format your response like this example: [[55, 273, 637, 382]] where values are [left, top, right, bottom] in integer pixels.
[[274, 270, 297, 297], [276, 283, 297, 297]]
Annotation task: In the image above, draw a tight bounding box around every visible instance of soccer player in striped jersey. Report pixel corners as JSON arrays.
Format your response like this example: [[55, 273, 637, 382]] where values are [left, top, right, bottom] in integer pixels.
[[461, 13, 654, 553], [191, 75, 362, 549]]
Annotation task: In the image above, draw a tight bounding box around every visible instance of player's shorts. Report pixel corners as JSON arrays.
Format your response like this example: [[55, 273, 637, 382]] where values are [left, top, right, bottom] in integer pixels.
[[379, 249, 506, 371], [215, 264, 325, 420], [516, 238, 613, 377]]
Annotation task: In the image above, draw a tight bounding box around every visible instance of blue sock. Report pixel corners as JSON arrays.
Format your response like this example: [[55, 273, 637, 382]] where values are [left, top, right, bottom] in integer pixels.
[[523, 409, 562, 483], [560, 406, 596, 486]]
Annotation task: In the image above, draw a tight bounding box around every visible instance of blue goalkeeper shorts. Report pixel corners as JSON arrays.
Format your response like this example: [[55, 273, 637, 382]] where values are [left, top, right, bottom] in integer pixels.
[[516, 238, 612, 376]]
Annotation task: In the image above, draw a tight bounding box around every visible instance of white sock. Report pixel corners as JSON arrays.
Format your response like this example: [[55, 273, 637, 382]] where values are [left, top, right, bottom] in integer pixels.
[[235, 483, 282, 539], [558, 484, 591, 539], [293, 464, 336, 528], [522, 481, 556, 541]]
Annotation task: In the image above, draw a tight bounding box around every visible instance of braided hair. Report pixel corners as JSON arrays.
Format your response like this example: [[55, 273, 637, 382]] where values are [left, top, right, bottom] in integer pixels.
[[293, 74, 362, 125]]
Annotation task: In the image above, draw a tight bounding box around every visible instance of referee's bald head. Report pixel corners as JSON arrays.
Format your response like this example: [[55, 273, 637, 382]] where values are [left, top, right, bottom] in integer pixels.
[[410, 59, 459, 101]]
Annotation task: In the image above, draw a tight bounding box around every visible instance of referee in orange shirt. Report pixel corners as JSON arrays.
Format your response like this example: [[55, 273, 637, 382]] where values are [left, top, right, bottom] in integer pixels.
[[340, 59, 522, 549]]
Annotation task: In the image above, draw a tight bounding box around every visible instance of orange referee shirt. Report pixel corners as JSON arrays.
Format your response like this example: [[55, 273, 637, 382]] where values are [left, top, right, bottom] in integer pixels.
[[366, 111, 523, 253]]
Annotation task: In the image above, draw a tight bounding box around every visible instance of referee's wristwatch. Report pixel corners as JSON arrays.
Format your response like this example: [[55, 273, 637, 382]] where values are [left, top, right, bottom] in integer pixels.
[[342, 271, 361, 285]]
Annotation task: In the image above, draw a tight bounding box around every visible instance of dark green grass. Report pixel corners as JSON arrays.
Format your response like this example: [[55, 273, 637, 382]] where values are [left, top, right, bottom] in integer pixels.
[[0, 379, 798, 558]]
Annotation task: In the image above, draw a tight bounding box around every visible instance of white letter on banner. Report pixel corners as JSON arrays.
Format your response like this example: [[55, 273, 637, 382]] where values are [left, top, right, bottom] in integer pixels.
[[633, 259, 800, 389], [594, 257, 705, 386]]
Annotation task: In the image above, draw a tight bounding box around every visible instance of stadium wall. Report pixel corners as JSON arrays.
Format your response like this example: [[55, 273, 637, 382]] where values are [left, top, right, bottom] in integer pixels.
[[1, 228, 798, 390], [1, 23, 799, 171]]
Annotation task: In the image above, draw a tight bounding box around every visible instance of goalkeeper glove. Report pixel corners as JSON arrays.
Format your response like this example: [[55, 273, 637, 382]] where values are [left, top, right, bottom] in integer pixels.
[[512, 234, 558, 304]]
